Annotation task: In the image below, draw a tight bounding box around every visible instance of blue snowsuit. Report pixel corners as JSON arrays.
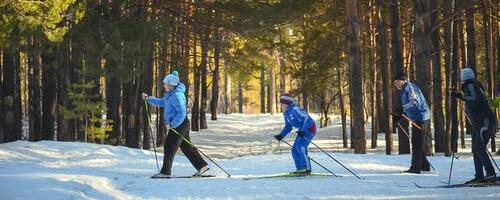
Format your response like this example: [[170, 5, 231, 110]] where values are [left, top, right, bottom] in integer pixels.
[[278, 104, 317, 171], [146, 83, 187, 128]]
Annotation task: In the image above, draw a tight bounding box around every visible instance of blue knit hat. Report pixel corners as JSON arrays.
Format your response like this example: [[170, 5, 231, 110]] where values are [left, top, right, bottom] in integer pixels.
[[460, 68, 475, 82], [163, 70, 180, 86]]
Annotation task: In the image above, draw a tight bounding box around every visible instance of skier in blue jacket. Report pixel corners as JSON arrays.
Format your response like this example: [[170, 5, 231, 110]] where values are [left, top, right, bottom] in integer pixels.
[[142, 71, 208, 178], [393, 73, 431, 174], [274, 94, 317, 175]]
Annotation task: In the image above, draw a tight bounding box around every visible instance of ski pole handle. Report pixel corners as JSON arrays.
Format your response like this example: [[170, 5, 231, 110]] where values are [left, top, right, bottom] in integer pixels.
[[401, 114, 422, 130]]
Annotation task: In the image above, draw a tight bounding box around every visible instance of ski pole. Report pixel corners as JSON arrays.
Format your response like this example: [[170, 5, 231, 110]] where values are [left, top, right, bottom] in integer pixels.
[[396, 121, 438, 172], [448, 152, 455, 185], [302, 137, 363, 180], [280, 140, 340, 177], [169, 128, 231, 177], [487, 150, 500, 173], [401, 114, 422, 130], [463, 112, 500, 173], [144, 100, 160, 173]]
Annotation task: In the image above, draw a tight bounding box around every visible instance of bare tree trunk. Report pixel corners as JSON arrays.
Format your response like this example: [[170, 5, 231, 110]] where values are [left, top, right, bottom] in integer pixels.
[[376, 0, 393, 154], [191, 29, 200, 131], [1, 47, 22, 143], [482, 0, 496, 151], [223, 57, 232, 114], [41, 43, 57, 141], [443, 0, 455, 156], [260, 65, 266, 113], [413, 0, 434, 155], [430, 0, 445, 153], [200, 31, 209, 129], [346, 0, 366, 153], [338, 64, 348, 148], [238, 82, 243, 113], [466, 1, 477, 70], [210, 27, 221, 120], [142, 39, 153, 150], [450, 0, 464, 152], [391, 0, 410, 154], [28, 37, 43, 141], [369, 0, 378, 149], [267, 63, 276, 114]]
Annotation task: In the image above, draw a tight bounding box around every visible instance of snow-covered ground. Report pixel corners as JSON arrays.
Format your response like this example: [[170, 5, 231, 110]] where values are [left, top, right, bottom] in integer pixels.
[[1, 114, 500, 200]]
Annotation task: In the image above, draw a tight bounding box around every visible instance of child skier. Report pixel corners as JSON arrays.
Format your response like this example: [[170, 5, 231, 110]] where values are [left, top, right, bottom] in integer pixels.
[[142, 71, 209, 178], [393, 73, 431, 174], [451, 67, 497, 184], [273, 94, 317, 175]]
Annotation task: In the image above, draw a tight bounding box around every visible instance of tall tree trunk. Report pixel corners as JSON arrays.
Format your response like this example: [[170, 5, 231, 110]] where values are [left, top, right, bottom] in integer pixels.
[[191, 29, 200, 131], [450, 0, 463, 153], [1, 48, 22, 142], [28, 37, 43, 141], [443, 0, 455, 156], [413, 0, 433, 155], [260, 65, 266, 113], [142, 42, 153, 150], [376, 0, 393, 154], [56, 40, 70, 141], [346, 0, 366, 154], [482, 0, 496, 151], [41, 43, 57, 141], [200, 31, 209, 129], [238, 82, 243, 113], [369, 0, 379, 149], [430, 0, 445, 153], [267, 63, 276, 114], [466, 2, 477, 70], [223, 57, 232, 114], [338, 64, 348, 148], [210, 27, 221, 120], [391, 0, 410, 154]]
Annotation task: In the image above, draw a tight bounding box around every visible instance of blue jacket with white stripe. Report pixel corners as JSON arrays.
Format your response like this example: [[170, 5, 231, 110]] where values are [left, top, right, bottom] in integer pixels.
[[279, 104, 316, 138], [400, 82, 430, 122]]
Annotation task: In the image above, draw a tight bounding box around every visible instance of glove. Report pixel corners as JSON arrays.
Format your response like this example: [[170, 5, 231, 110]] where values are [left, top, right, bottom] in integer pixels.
[[451, 90, 463, 99], [391, 113, 402, 123], [274, 134, 283, 141], [296, 131, 305, 138]]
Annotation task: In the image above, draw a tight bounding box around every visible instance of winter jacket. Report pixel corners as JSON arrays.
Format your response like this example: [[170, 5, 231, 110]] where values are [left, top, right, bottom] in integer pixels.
[[400, 82, 431, 122], [279, 104, 316, 138], [461, 80, 496, 131], [147, 83, 187, 128]]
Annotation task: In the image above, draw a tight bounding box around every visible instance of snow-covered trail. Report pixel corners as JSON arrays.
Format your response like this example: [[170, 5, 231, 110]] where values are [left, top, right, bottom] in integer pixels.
[[1, 114, 499, 199], [1, 140, 499, 200]]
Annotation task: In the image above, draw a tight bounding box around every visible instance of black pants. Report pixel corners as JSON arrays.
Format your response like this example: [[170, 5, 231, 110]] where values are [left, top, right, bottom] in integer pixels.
[[161, 118, 208, 175], [471, 117, 496, 178], [410, 120, 431, 172]]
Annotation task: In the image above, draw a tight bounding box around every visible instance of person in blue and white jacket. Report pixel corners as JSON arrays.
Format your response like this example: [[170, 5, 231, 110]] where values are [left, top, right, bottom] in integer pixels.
[[142, 71, 208, 178], [393, 73, 431, 174], [274, 94, 317, 175]]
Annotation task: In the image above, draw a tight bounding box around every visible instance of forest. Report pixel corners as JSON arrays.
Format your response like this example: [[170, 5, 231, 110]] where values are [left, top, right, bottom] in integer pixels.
[[0, 0, 499, 156]]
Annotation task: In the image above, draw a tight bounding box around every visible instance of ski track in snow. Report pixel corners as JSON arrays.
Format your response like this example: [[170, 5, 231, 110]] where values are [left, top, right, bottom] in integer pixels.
[[1, 114, 499, 200]]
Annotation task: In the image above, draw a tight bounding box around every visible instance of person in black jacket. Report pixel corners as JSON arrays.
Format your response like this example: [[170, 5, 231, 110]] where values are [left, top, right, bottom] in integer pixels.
[[452, 67, 497, 184]]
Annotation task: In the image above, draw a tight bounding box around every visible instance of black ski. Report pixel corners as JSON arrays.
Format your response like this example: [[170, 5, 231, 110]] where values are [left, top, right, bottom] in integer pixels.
[[414, 181, 500, 188], [151, 174, 216, 179]]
